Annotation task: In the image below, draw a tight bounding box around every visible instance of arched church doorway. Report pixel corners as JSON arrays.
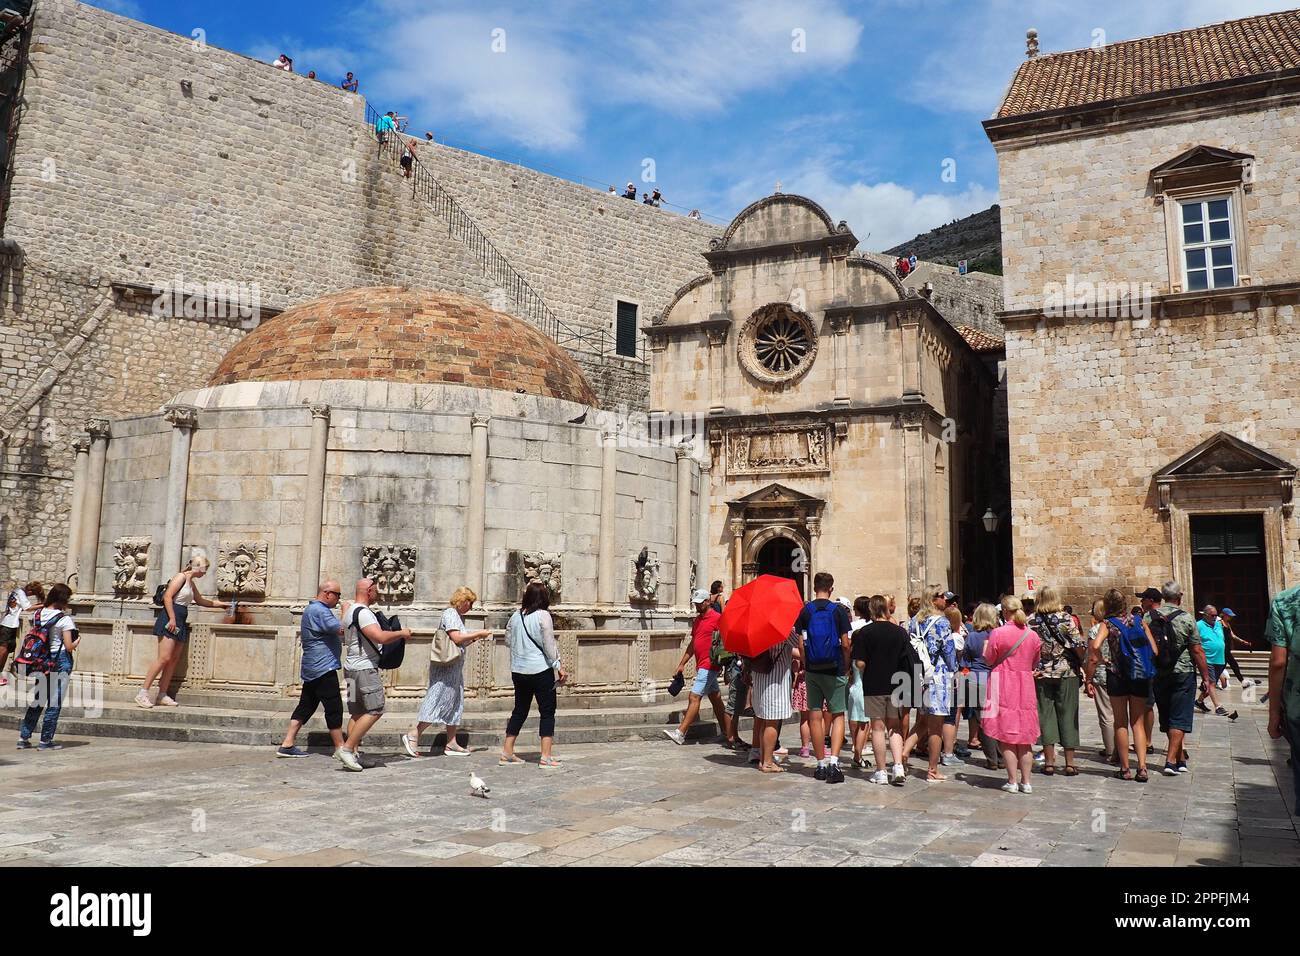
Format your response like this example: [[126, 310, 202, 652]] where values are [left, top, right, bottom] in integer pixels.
[[755, 535, 805, 599]]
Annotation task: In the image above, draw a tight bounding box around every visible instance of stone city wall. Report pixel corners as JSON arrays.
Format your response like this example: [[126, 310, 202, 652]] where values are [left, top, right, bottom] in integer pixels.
[[0, 0, 717, 583]]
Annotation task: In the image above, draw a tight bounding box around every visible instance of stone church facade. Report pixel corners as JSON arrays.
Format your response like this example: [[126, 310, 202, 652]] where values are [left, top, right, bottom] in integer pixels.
[[649, 195, 1008, 602], [986, 12, 1300, 639]]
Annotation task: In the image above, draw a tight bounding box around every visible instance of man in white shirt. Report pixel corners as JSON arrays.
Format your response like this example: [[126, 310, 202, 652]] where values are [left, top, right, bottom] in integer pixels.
[[337, 577, 409, 771], [1, 584, 33, 687]]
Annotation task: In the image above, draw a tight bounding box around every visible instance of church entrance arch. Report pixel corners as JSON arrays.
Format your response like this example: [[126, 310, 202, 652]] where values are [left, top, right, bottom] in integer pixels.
[[749, 528, 808, 599]]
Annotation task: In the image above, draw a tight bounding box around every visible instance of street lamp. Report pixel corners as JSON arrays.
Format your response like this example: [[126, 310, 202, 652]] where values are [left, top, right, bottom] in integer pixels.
[[982, 507, 1000, 534]]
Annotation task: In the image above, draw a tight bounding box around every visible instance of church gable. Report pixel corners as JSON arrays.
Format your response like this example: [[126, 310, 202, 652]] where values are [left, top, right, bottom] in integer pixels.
[[1155, 431, 1294, 479]]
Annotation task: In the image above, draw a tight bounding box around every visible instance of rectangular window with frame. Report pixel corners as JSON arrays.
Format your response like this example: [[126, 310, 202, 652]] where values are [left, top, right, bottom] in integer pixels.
[[1179, 196, 1237, 291], [615, 300, 638, 358]]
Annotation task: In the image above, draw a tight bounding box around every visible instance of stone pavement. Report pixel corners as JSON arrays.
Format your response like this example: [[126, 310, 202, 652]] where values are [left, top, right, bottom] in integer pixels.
[[2, 685, 1295, 867]]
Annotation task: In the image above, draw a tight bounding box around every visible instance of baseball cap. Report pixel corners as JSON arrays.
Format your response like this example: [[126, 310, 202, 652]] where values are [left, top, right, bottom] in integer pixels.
[[1136, 587, 1162, 601], [691, 588, 710, 605], [942, 591, 958, 602], [1221, 607, 1235, 617]]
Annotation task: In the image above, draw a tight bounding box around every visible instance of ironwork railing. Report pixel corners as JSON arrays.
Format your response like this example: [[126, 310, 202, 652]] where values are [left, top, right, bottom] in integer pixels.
[[365, 105, 642, 363]]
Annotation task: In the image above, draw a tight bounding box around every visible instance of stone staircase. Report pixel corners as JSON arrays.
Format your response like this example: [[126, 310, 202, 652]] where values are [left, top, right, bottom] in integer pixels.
[[0, 686, 741, 750]]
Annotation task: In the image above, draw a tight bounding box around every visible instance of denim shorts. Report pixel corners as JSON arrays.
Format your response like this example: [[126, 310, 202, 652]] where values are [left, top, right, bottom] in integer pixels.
[[153, 604, 190, 643], [691, 666, 719, 697]]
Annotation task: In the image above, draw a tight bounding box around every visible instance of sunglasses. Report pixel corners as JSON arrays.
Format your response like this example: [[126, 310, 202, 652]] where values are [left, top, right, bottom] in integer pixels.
[[323, 590, 341, 597]]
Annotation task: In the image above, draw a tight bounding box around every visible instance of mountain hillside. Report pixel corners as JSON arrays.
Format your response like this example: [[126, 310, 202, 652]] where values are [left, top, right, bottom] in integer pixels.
[[885, 204, 1002, 275]]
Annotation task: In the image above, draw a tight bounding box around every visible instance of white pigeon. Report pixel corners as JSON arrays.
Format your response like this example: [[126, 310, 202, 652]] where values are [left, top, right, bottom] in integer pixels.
[[469, 772, 490, 798]]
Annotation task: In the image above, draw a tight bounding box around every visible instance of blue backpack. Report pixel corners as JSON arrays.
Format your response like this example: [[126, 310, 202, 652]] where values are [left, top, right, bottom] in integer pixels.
[[1107, 615, 1153, 682], [803, 601, 842, 669]]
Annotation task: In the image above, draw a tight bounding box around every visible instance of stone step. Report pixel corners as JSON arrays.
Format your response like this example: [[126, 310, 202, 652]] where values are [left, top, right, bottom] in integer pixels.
[[0, 708, 742, 749]]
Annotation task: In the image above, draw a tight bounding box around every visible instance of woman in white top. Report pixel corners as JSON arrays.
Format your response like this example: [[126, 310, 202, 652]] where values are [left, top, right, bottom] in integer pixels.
[[137, 550, 221, 708], [500, 582, 567, 767], [17, 582, 78, 750], [1, 580, 42, 688], [403, 586, 491, 758]]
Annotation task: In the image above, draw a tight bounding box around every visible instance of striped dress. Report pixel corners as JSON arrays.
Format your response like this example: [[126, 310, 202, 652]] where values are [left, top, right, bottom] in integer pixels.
[[751, 635, 798, 721]]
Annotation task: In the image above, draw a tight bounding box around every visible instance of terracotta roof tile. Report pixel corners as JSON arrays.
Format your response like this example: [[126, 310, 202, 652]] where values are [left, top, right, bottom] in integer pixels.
[[956, 325, 1005, 353], [996, 10, 1300, 119], [208, 286, 596, 406]]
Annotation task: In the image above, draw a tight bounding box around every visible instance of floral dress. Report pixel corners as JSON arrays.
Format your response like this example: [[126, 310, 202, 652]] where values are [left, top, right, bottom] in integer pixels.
[[1031, 612, 1086, 681], [912, 613, 957, 716]]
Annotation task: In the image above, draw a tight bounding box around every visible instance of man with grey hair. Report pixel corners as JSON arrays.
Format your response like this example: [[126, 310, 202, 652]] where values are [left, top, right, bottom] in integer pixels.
[[1150, 581, 1213, 775], [277, 580, 345, 758], [337, 577, 410, 771]]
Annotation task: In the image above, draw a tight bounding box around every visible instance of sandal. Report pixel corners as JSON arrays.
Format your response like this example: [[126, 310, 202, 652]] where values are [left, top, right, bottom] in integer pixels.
[[539, 756, 562, 768], [1114, 768, 1133, 780], [1042, 764, 1056, 776], [758, 762, 786, 773], [1134, 769, 1149, 783], [926, 770, 946, 782], [498, 755, 525, 766], [1063, 766, 1078, 776]]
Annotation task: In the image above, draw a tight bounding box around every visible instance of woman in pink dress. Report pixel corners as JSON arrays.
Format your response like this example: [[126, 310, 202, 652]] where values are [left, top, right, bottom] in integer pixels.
[[982, 594, 1043, 793]]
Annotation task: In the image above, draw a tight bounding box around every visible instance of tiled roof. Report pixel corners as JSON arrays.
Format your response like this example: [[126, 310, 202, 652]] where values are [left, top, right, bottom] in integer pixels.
[[995, 10, 1300, 119], [957, 325, 1005, 353], [209, 286, 597, 405]]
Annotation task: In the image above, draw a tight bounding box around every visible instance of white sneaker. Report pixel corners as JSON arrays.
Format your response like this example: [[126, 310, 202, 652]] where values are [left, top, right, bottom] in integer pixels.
[[870, 770, 889, 785], [1019, 783, 1033, 794], [664, 728, 686, 745], [158, 695, 179, 707], [336, 748, 363, 772], [1001, 782, 1019, 793], [400, 733, 420, 758], [890, 763, 906, 786], [1241, 678, 1256, 689], [134, 689, 154, 709]]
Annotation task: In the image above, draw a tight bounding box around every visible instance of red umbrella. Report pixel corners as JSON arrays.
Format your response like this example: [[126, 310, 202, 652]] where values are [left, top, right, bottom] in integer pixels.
[[720, 575, 805, 657]]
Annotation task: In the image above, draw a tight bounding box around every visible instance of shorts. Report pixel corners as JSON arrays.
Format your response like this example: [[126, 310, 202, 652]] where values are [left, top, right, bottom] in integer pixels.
[[400, 154, 412, 169], [691, 666, 719, 697], [864, 694, 904, 721], [724, 659, 747, 715], [1154, 670, 1197, 733], [1206, 663, 1226, 684], [153, 604, 190, 644], [0, 624, 16, 651], [805, 671, 848, 714], [346, 667, 386, 717], [1107, 668, 1151, 700]]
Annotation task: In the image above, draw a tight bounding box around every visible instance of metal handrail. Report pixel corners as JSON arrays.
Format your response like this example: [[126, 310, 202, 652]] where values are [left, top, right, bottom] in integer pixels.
[[366, 105, 643, 363]]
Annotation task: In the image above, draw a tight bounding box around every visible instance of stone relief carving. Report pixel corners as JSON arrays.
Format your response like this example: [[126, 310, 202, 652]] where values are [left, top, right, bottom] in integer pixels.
[[689, 559, 698, 593], [112, 537, 150, 595], [726, 426, 829, 475], [216, 540, 269, 599], [628, 547, 661, 603], [511, 550, 562, 602], [361, 544, 417, 603]]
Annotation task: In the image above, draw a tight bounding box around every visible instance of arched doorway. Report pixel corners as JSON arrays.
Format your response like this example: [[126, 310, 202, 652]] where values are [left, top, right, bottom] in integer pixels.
[[754, 535, 806, 599]]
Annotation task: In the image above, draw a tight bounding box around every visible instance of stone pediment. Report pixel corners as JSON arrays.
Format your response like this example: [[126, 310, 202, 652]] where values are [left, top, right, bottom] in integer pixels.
[[728, 482, 824, 511], [1150, 145, 1255, 198], [1154, 431, 1295, 514]]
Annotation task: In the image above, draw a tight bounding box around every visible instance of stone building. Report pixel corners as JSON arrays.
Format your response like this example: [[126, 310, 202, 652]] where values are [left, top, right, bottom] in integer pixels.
[[52, 287, 703, 710], [649, 195, 1009, 601], [985, 11, 1300, 638]]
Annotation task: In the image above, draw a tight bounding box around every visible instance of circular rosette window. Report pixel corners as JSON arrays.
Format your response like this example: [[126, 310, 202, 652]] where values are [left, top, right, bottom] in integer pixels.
[[737, 303, 818, 385]]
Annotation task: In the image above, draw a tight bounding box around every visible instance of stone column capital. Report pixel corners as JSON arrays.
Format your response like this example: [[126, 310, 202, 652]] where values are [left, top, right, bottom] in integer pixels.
[[471, 412, 491, 428], [729, 517, 746, 539], [827, 314, 852, 334], [806, 516, 822, 538], [85, 418, 111, 440], [309, 403, 331, 421], [164, 405, 199, 431], [71, 435, 91, 454], [675, 442, 693, 460]]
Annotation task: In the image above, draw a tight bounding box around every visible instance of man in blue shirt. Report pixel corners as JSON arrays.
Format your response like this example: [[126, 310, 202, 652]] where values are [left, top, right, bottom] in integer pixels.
[[277, 580, 345, 757]]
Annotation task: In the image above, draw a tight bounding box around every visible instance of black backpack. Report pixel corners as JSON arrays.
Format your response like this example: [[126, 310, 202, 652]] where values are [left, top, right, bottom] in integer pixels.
[[352, 606, 406, 670], [1148, 608, 1188, 673]]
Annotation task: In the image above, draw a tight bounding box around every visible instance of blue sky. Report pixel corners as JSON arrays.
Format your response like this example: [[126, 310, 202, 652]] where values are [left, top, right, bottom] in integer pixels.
[[92, 0, 1298, 249]]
